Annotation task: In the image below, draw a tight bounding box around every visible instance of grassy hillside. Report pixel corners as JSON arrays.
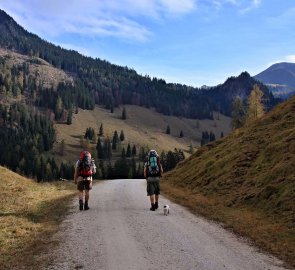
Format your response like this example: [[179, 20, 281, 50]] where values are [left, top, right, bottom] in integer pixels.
[[53, 104, 232, 163], [0, 166, 76, 269], [0, 47, 73, 90], [162, 96, 295, 268]]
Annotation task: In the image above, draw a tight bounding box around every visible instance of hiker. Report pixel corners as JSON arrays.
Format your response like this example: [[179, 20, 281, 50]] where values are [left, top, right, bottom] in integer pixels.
[[74, 150, 96, 211], [144, 149, 163, 211]]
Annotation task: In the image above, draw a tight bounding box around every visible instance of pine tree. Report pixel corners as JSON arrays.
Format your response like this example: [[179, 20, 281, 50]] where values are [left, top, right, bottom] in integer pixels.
[[99, 123, 104, 136], [126, 143, 131, 157], [132, 145, 137, 156], [122, 107, 127, 120], [209, 131, 216, 142], [179, 130, 184, 138], [166, 125, 170, 134], [231, 96, 245, 129], [246, 84, 265, 123], [104, 137, 112, 160], [66, 108, 72, 125], [120, 130, 125, 141], [112, 130, 119, 150], [96, 137, 104, 159]]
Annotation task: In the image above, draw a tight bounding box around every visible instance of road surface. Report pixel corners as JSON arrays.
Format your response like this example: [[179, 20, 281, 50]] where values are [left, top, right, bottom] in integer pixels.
[[45, 179, 288, 270]]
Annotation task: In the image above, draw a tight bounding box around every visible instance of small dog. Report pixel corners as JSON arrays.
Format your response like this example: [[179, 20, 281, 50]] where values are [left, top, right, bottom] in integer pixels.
[[163, 205, 170, 216]]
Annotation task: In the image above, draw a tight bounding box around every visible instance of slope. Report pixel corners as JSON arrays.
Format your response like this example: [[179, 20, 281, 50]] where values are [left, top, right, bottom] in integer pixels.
[[162, 95, 295, 268], [255, 62, 295, 88], [0, 166, 76, 269], [53, 105, 232, 162], [0, 9, 278, 120], [255, 62, 295, 98], [0, 47, 73, 90]]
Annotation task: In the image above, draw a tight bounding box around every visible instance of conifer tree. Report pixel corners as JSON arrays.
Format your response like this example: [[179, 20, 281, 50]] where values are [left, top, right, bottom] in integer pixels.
[[166, 125, 170, 134], [99, 123, 104, 136], [112, 130, 119, 150], [120, 130, 125, 141], [96, 137, 104, 159], [126, 143, 131, 157], [246, 84, 265, 123], [66, 108, 73, 125], [122, 107, 127, 120], [231, 96, 245, 129], [132, 145, 137, 156]]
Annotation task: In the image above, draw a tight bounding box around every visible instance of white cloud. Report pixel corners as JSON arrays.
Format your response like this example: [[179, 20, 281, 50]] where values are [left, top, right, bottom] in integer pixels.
[[0, 0, 196, 42], [285, 55, 295, 63], [264, 55, 295, 69], [160, 0, 196, 16], [207, 0, 262, 13], [239, 0, 262, 14]]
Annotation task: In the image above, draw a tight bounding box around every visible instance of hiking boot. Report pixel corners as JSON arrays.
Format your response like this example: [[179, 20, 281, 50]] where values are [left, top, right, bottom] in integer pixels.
[[154, 201, 158, 210], [79, 200, 84, 211], [84, 201, 89, 211], [150, 203, 155, 211]]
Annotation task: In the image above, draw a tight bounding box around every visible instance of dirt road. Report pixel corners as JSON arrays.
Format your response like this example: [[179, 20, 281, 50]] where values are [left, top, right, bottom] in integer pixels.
[[46, 179, 288, 270]]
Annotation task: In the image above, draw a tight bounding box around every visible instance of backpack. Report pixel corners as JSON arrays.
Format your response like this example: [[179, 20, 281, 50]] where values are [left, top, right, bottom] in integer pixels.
[[78, 151, 93, 177], [147, 150, 161, 177]]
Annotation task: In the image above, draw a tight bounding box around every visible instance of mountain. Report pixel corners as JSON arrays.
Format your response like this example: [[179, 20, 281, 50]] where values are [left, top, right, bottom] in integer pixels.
[[162, 95, 295, 267], [0, 9, 278, 120], [254, 62, 295, 98], [0, 9, 280, 181]]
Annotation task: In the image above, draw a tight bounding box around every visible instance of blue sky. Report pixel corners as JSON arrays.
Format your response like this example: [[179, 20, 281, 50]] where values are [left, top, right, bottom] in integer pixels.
[[0, 0, 294, 87]]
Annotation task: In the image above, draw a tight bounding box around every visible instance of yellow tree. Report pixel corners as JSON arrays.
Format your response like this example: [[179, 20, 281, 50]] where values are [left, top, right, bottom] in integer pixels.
[[246, 84, 265, 123]]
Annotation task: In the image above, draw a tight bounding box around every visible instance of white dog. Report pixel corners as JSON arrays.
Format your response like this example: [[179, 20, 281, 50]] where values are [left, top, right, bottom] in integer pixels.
[[163, 205, 170, 216]]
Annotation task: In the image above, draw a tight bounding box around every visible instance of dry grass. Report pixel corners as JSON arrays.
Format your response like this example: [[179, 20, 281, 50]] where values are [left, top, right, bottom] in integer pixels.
[[54, 105, 232, 162], [162, 95, 295, 268], [0, 47, 73, 89], [0, 166, 76, 270]]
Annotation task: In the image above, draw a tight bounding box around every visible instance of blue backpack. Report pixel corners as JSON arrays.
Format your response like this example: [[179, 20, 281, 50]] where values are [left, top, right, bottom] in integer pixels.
[[147, 150, 160, 177]]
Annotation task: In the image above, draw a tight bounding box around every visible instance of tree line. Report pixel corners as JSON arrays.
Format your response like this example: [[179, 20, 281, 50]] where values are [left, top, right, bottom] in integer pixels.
[[0, 103, 73, 181], [0, 10, 281, 122], [82, 125, 186, 179]]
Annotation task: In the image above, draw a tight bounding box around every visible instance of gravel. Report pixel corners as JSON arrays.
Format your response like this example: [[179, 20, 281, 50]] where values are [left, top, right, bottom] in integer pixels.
[[45, 179, 289, 270]]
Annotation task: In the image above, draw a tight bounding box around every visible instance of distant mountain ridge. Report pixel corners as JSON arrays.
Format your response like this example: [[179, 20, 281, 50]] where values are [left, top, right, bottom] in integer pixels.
[[254, 62, 295, 98], [0, 9, 278, 119]]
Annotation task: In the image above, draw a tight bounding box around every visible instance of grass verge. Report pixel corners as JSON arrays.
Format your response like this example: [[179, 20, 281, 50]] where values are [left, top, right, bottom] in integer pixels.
[[0, 166, 76, 270], [162, 182, 295, 269]]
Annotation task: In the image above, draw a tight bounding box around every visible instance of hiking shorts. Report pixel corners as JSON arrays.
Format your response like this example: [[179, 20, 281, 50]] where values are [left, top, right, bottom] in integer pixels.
[[77, 177, 92, 191], [146, 177, 160, 196]]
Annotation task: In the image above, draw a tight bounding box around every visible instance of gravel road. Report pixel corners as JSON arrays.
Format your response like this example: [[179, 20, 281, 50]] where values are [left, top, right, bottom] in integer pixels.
[[45, 179, 288, 270]]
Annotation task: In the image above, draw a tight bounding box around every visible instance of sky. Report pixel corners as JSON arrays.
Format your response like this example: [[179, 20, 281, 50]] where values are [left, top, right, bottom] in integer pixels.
[[0, 0, 294, 87]]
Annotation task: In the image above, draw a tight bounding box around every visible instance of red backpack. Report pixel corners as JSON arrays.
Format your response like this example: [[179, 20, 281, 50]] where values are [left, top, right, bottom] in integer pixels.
[[78, 151, 93, 177]]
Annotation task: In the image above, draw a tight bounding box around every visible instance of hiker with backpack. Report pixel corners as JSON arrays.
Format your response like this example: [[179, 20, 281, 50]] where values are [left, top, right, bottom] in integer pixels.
[[144, 149, 163, 211], [74, 150, 96, 211]]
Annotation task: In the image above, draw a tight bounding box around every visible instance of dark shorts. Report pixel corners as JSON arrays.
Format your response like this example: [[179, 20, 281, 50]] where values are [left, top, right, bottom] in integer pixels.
[[77, 179, 92, 191], [146, 177, 160, 196]]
